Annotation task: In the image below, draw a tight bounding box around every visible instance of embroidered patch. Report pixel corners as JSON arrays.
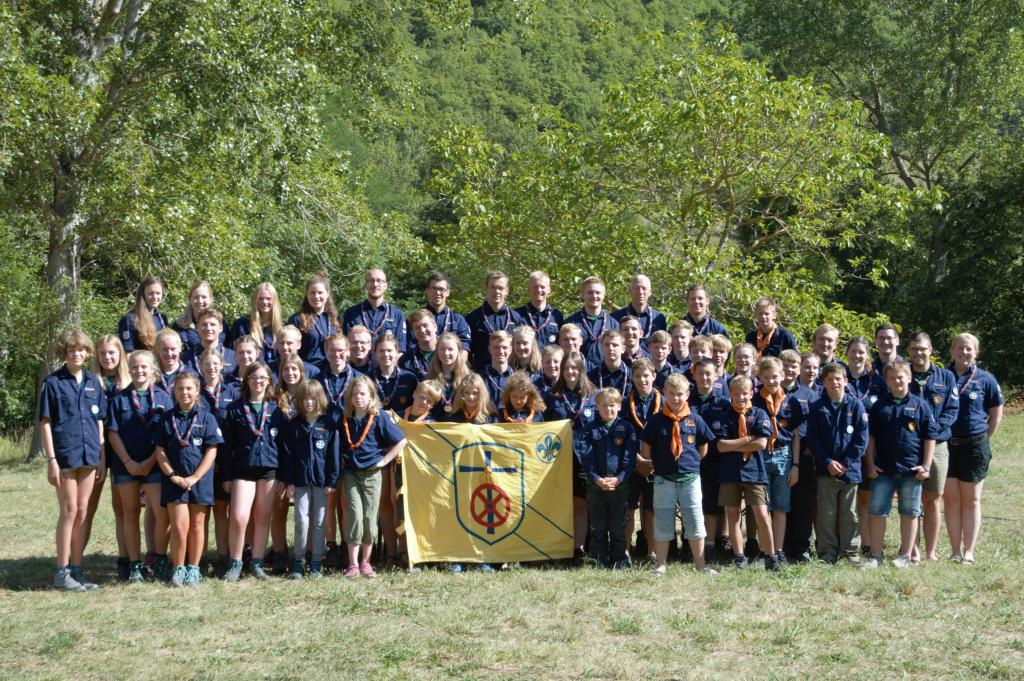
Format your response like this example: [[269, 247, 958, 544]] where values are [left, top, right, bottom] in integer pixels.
[[399, 396, 408, 405], [907, 422, 916, 431], [779, 419, 787, 429], [315, 440, 326, 450], [583, 408, 593, 418], [684, 418, 695, 427], [192, 437, 203, 446], [90, 405, 99, 415], [969, 391, 978, 400], [687, 434, 695, 444], [549, 334, 557, 344], [847, 425, 854, 434], [614, 437, 624, 446], [933, 395, 942, 405], [270, 427, 278, 437], [122, 331, 130, 341]]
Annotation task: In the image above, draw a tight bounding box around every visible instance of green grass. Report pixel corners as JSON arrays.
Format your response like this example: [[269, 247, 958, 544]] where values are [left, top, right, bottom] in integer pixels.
[[1, 418, 1023, 679]]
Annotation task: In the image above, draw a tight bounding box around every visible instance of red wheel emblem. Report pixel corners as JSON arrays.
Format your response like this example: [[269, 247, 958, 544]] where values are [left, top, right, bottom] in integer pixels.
[[469, 483, 511, 529]]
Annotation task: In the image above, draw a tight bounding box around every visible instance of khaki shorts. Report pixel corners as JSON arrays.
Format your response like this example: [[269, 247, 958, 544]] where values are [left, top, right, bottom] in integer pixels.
[[719, 482, 768, 508], [924, 441, 949, 496]]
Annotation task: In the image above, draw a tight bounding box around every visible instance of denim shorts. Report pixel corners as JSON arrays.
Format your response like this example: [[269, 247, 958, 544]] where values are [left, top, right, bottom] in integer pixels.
[[652, 476, 705, 541], [868, 474, 923, 517], [112, 469, 163, 485], [765, 446, 792, 513]]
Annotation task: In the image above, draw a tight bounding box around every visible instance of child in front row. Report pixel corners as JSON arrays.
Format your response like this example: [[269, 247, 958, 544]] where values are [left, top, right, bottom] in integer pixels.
[[862, 360, 937, 568], [807, 363, 869, 564], [279, 381, 339, 579], [447, 373, 497, 424], [717, 376, 778, 571], [153, 372, 223, 587], [577, 388, 638, 568], [403, 379, 444, 423], [339, 376, 407, 578], [40, 330, 108, 591], [639, 374, 717, 575], [623, 359, 660, 562]]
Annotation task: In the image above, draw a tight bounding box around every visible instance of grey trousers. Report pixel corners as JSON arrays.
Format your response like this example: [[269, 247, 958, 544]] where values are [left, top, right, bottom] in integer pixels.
[[293, 486, 328, 562], [816, 475, 860, 562]]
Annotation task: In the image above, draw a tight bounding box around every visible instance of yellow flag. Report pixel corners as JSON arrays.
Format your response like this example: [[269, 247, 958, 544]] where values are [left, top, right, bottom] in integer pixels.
[[398, 420, 573, 565]]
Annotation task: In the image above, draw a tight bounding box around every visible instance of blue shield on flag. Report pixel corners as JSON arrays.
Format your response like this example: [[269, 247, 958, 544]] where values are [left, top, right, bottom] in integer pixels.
[[453, 442, 526, 545]]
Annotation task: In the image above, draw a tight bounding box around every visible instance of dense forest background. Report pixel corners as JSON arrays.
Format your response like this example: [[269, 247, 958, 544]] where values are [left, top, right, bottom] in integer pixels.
[[2, 0, 1022, 432]]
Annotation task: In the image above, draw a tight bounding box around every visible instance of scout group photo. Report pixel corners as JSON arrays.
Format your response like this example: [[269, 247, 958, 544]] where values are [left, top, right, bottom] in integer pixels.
[[3, 1, 1022, 679]]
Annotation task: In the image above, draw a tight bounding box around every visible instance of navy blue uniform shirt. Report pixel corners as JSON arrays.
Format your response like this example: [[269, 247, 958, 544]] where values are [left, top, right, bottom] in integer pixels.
[[908, 365, 959, 442], [641, 409, 715, 476], [576, 415, 639, 483], [465, 302, 523, 371], [221, 400, 288, 478], [516, 303, 564, 350], [611, 304, 666, 346], [806, 396, 869, 484], [343, 301, 408, 352], [588, 361, 632, 399], [279, 415, 340, 488], [952, 365, 1003, 438], [744, 325, 798, 358], [287, 311, 338, 366], [152, 405, 223, 506], [565, 309, 619, 361], [340, 410, 405, 471], [869, 393, 940, 476], [684, 314, 729, 338], [369, 366, 418, 412], [715, 405, 773, 484], [107, 385, 174, 472], [117, 310, 168, 352], [39, 367, 108, 469]]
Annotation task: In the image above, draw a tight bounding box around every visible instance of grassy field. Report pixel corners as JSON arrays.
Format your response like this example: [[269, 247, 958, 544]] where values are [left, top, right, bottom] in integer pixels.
[[0, 419, 1021, 681]]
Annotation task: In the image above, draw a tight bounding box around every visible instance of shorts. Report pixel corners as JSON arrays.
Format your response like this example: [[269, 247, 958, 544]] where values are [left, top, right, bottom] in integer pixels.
[[652, 476, 705, 541], [161, 474, 214, 507], [948, 434, 990, 484], [718, 482, 768, 508], [572, 456, 588, 499], [700, 455, 723, 515], [233, 465, 277, 482], [112, 470, 163, 485], [868, 474, 923, 517], [627, 472, 654, 512], [923, 441, 949, 496], [765, 446, 793, 513], [59, 464, 96, 475]]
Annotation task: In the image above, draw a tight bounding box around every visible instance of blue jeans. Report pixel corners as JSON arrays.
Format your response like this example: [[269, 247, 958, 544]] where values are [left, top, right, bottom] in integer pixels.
[[765, 445, 792, 513], [868, 474, 923, 517]]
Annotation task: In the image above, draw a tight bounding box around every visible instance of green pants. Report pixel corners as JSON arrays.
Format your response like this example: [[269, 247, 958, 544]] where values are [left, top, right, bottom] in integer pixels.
[[816, 475, 860, 562], [343, 468, 383, 546]]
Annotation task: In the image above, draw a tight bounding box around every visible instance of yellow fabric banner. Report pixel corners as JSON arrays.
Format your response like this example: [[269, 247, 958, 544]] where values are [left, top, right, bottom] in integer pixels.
[[398, 420, 574, 565]]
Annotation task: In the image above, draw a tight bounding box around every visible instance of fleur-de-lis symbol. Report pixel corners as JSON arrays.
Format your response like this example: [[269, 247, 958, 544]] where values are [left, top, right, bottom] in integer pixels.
[[535, 433, 562, 463]]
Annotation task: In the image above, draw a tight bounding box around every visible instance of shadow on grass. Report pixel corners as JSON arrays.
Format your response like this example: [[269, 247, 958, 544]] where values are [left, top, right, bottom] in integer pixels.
[[0, 553, 131, 591]]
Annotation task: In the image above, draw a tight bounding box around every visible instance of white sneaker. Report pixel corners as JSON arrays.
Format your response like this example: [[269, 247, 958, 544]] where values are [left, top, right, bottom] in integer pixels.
[[857, 556, 881, 569], [892, 555, 913, 569]]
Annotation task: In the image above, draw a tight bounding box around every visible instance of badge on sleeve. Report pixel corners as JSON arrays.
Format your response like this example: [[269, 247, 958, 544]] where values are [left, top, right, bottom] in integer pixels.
[[549, 334, 557, 344], [270, 427, 279, 437], [193, 437, 203, 446], [907, 422, 916, 431], [846, 425, 854, 434], [91, 405, 99, 415], [583, 408, 593, 419], [933, 395, 942, 405], [969, 391, 978, 400], [687, 434, 695, 444], [315, 440, 326, 450]]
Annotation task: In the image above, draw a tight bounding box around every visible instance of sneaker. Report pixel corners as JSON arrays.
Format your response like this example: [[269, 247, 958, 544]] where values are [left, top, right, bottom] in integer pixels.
[[185, 564, 202, 586], [700, 566, 719, 576], [288, 560, 304, 580], [53, 567, 86, 592], [764, 554, 781, 572], [250, 558, 271, 581], [949, 553, 963, 563], [775, 551, 790, 566], [856, 555, 882, 569], [477, 563, 495, 573], [116, 557, 130, 582], [214, 555, 228, 580], [359, 561, 376, 578], [69, 566, 98, 590], [170, 566, 188, 588], [892, 555, 913, 569], [308, 560, 322, 577], [127, 561, 144, 584], [612, 558, 632, 570], [272, 550, 288, 575], [447, 563, 464, 574], [733, 555, 748, 570], [142, 552, 155, 579], [153, 554, 170, 582], [223, 558, 243, 582], [651, 565, 667, 577], [343, 565, 359, 578]]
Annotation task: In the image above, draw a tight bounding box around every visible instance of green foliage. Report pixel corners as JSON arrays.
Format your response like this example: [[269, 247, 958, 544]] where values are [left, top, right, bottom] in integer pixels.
[[429, 28, 916, 342]]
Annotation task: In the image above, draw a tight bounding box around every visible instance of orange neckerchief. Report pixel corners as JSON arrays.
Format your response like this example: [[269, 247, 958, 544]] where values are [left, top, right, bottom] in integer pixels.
[[343, 412, 376, 449], [755, 325, 777, 358], [462, 406, 479, 423], [759, 386, 784, 453], [503, 408, 534, 423], [660, 402, 692, 461], [629, 390, 661, 429], [408, 410, 430, 423], [733, 404, 752, 461]]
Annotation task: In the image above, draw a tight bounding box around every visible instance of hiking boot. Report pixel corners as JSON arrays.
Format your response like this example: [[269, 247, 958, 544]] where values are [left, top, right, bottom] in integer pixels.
[[53, 567, 86, 592], [733, 554, 748, 570], [69, 565, 98, 590], [250, 558, 271, 581], [223, 558, 243, 582], [116, 557, 130, 582], [288, 560, 304, 580], [765, 553, 781, 572], [153, 554, 171, 582], [127, 561, 144, 584], [170, 566, 188, 588], [309, 560, 322, 577]]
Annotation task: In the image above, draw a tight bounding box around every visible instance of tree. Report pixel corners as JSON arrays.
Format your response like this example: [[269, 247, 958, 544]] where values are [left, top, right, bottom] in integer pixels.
[[739, 0, 1024, 363], [429, 29, 919, 340], [0, 0, 453, 442]]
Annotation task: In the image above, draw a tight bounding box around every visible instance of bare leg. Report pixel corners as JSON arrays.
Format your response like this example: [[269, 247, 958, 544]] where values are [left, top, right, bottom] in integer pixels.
[[117, 481, 144, 561], [943, 477, 963, 557], [960, 480, 984, 562]]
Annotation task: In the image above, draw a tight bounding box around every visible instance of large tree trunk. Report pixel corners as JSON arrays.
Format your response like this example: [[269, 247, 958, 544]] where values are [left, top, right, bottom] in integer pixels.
[[25, 166, 83, 461]]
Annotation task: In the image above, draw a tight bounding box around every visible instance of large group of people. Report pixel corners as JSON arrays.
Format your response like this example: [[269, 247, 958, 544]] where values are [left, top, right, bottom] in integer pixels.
[[38, 268, 1003, 589]]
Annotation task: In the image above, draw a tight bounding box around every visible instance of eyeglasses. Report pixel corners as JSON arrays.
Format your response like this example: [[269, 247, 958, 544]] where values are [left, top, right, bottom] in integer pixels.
[[248, 375, 270, 383]]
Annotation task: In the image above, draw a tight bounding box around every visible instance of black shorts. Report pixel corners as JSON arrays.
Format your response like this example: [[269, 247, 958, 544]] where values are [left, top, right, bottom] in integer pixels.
[[948, 433, 991, 483], [627, 472, 654, 511], [572, 456, 588, 499], [233, 465, 277, 482], [700, 455, 723, 515]]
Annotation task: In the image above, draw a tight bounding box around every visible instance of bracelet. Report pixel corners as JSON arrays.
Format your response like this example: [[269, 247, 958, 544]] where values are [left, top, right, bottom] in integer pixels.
[[46, 456, 56, 463]]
